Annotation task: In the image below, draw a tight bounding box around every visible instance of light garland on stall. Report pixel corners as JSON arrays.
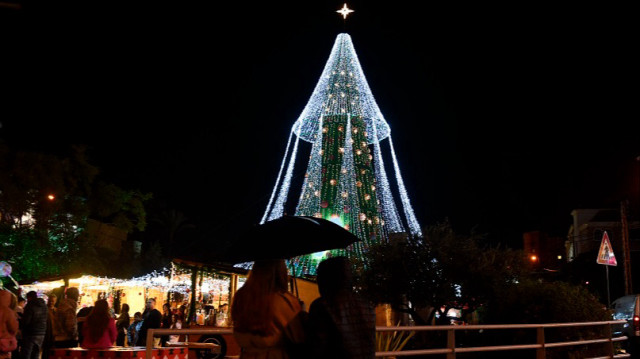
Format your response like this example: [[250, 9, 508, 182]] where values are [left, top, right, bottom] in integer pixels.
[[20, 263, 232, 304]]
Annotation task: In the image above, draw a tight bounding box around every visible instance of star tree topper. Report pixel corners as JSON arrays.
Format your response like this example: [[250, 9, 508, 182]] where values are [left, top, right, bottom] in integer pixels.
[[337, 3, 354, 20]]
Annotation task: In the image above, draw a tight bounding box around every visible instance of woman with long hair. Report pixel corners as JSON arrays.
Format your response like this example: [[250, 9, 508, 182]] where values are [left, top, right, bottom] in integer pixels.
[[231, 259, 306, 358], [81, 300, 116, 349]]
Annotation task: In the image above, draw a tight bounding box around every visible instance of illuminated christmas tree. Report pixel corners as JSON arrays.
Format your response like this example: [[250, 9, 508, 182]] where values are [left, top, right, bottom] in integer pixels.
[[261, 32, 422, 276]]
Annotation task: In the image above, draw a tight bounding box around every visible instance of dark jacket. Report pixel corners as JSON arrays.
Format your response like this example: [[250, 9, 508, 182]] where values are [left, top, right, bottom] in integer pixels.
[[307, 257, 376, 359], [307, 293, 375, 359], [21, 298, 48, 337], [136, 309, 161, 346]]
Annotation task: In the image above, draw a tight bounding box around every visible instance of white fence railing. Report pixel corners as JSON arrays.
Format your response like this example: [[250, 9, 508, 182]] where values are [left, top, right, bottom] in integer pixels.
[[146, 320, 630, 359], [375, 320, 630, 358]]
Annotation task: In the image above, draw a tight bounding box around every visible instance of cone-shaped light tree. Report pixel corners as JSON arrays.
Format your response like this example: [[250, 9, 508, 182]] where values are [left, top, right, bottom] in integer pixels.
[[261, 33, 422, 276]]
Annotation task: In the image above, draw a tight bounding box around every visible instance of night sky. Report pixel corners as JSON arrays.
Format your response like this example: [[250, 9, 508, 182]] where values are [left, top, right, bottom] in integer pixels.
[[0, 1, 636, 248]]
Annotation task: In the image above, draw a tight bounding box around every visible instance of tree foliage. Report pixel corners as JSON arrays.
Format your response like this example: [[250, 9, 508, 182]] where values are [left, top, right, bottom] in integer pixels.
[[357, 221, 528, 324], [358, 221, 612, 328], [0, 143, 151, 282], [486, 279, 610, 324]]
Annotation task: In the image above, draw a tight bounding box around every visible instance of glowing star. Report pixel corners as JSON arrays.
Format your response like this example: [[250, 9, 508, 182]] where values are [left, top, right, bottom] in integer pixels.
[[337, 3, 354, 20]]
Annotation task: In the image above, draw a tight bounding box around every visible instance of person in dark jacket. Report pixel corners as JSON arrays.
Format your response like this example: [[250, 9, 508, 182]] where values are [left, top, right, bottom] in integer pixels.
[[307, 256, 376, 359], [20, 291, 48, 359], [159, 303, 171, 346], [75, 306, 93, 346], [115, 304, 130, 346], [135, 299, 161, 346]]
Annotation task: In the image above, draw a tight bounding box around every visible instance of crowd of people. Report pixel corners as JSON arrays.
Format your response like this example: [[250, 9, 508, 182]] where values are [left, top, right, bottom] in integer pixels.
[[0, 287, 191, 358], [1, 255, 377, 359]]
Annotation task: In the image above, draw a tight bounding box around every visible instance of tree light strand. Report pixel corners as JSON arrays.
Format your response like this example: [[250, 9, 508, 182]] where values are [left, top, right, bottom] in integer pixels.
[[261, 129, 295, 223]]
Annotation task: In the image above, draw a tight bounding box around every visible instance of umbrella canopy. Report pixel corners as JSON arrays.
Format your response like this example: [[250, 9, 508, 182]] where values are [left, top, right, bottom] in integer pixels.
[[223, 215, 360, 264]]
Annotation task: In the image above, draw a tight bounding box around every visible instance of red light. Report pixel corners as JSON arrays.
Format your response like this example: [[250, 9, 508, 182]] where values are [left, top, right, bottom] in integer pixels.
[[47, 194, 55, 201], [530, 255, 538, 262], [634, 315, 639, 322]]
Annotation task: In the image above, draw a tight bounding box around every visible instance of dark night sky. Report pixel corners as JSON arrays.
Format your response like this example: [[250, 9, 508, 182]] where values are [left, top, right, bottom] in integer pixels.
[[0, 1, 636, 248]]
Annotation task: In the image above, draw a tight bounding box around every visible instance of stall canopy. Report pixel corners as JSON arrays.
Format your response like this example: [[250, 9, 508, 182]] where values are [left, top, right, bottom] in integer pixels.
[[20, 260, 248, 324]]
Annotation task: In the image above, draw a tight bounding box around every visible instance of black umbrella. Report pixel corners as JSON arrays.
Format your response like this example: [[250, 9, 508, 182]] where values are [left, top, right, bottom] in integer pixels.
[[223, 215, 360, 264]]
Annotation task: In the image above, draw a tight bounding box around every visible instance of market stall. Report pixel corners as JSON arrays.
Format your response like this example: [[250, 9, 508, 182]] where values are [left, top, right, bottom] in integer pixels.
[[19, 260, 247, 324]]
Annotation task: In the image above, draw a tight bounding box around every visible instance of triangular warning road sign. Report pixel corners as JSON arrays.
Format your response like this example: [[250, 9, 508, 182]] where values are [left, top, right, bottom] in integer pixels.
[[597, 231, 617, 266]]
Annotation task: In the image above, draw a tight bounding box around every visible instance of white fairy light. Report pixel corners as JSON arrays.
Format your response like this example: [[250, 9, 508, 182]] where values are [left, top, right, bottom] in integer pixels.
[[267, 129, 301, 221], [371, 120, 405, 234], [261, 129, 295, 224], [389, 136, 423, 237]]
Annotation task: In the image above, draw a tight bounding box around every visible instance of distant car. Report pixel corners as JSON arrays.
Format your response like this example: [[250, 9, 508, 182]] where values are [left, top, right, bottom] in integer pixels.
[[611, 294, 640, 353]]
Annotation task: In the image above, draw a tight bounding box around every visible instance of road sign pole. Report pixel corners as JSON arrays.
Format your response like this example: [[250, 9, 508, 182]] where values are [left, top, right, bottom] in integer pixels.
[[605, 265, 611, 308]]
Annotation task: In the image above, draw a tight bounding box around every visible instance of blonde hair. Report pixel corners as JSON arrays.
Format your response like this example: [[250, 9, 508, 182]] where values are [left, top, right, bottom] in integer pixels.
[[231, 259, 289, 335]]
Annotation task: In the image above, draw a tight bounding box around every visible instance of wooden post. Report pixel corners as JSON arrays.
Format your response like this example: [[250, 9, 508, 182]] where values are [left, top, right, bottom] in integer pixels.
[[536, 326, 545, 359], [145, 329, 155, 359], [188, 267, 198, 324], [446, 328, 456, 359], [229, 273, 237, 307], [606, 322, 615, 357]]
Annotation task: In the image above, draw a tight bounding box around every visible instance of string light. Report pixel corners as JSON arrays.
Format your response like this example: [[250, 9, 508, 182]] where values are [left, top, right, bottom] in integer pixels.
[[20, 263, 234, 302]]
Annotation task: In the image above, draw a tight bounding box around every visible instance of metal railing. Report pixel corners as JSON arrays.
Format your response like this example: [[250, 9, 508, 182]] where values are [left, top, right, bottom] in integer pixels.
[[145, 320, 630, 359], [145, 328, 232, 359], [375, 320, 630, 358]]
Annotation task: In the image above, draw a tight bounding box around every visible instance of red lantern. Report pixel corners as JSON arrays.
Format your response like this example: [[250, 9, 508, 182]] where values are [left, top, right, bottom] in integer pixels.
[[121, 293, 126, 297]]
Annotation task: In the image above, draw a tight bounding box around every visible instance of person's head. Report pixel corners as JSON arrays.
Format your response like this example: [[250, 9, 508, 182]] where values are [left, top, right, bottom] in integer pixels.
[[26, 291, 38, 302], [87, 299, 111, 343], [317, 256, 353, 298], [162, 303, 170, 314], [47, 293, 57, 307], [17, 296, 26, 308], [179, 304, 186, 313], [65, 287, 80, 301], [231, 259, 289, 335], [121, 303, 129, 314], [133, 312, 142, 322], [91, 299, 109, 315], [146, 298, 156, 310], [246, 259, 289, 294], [219, 303, 228, 312]]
